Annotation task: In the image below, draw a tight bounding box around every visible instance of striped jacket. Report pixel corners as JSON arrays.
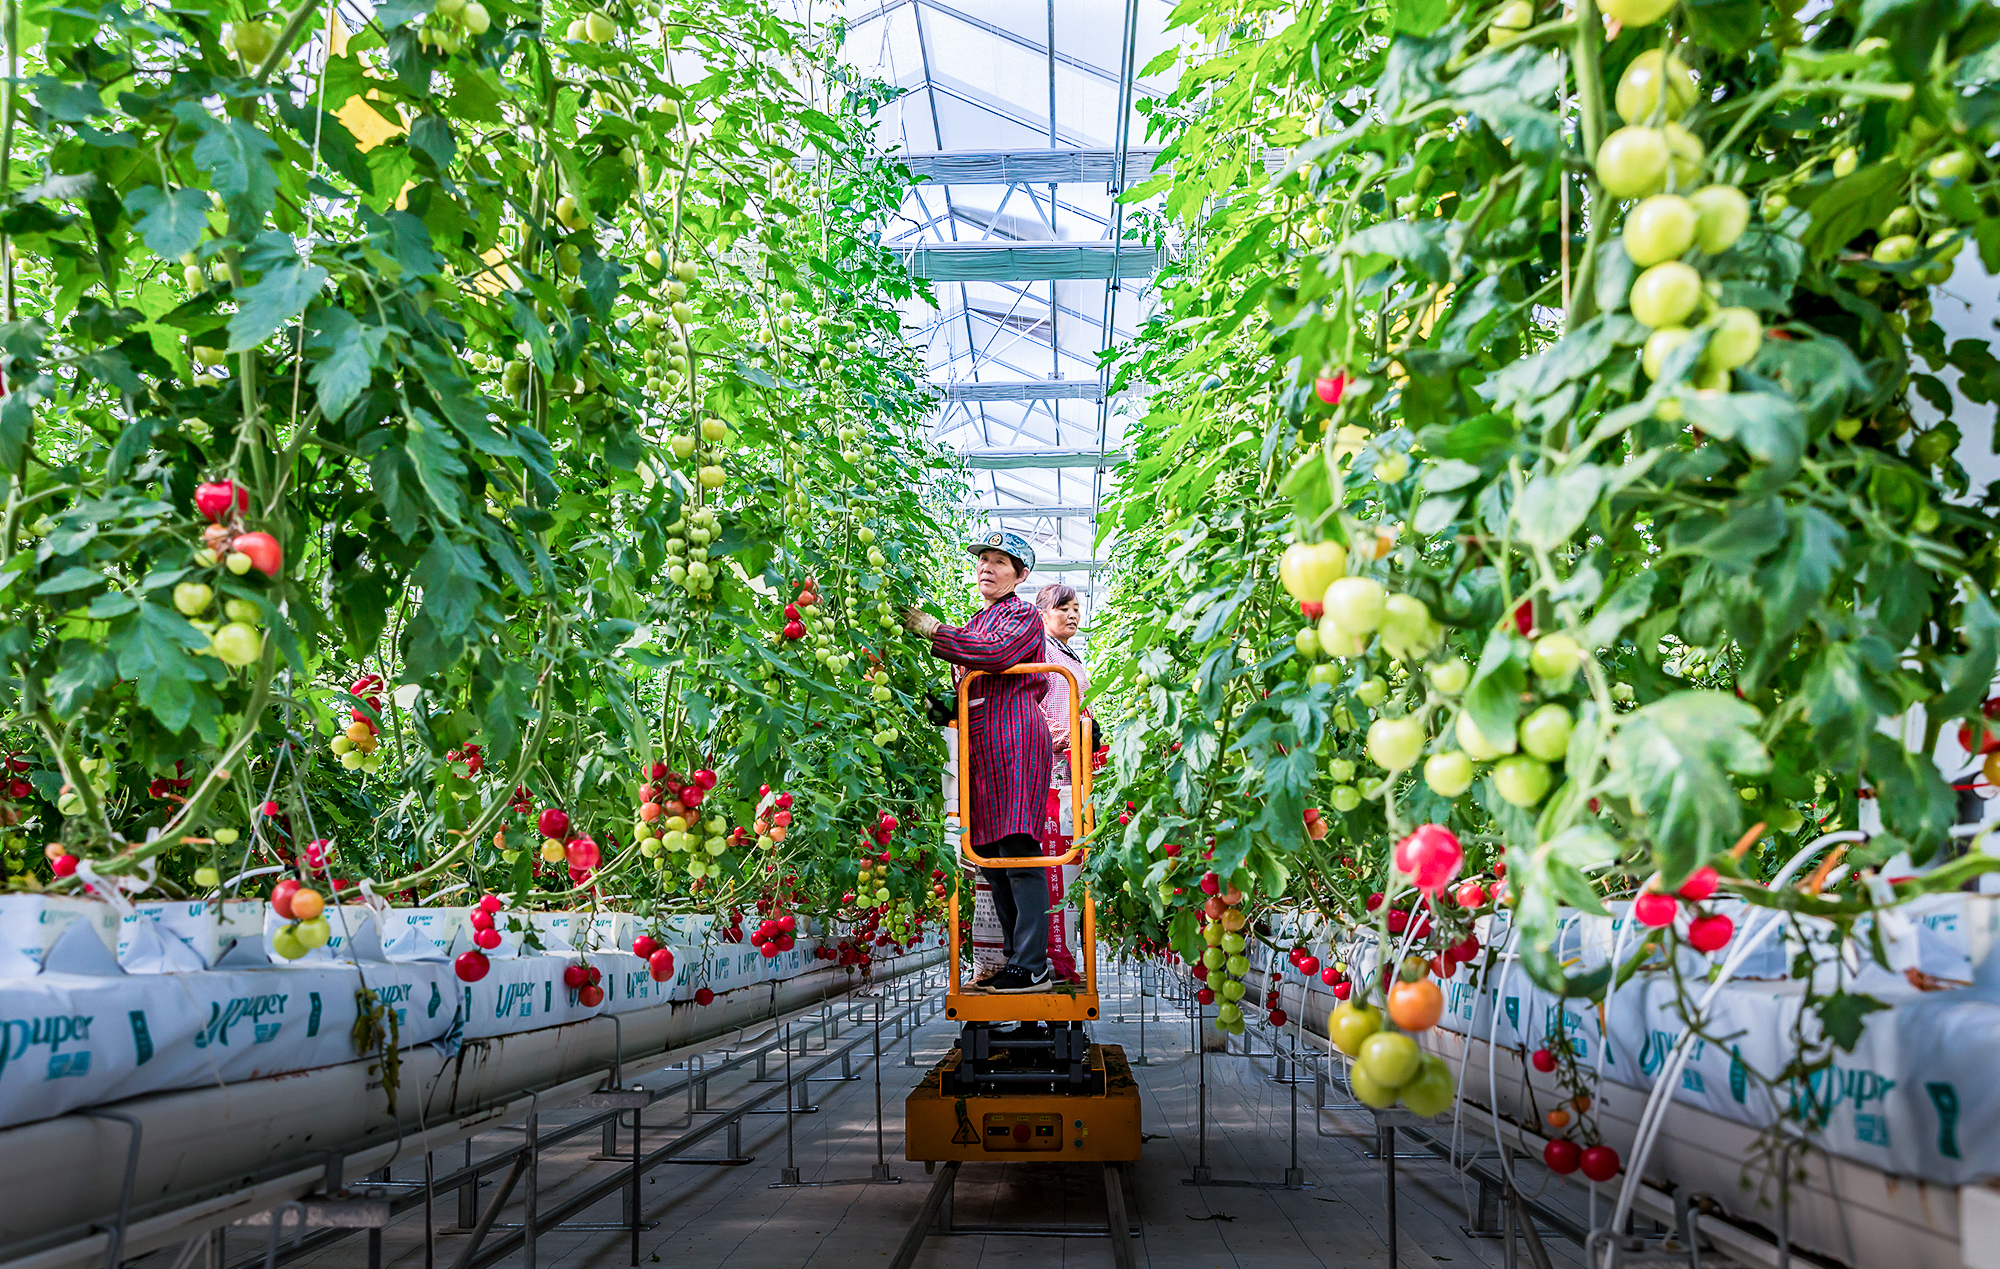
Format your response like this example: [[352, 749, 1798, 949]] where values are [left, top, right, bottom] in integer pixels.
[[930, 593, 1050, 846]]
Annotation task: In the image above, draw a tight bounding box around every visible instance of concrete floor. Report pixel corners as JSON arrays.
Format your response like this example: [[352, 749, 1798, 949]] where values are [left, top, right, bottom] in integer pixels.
[[182, 967, 1590, 1269]]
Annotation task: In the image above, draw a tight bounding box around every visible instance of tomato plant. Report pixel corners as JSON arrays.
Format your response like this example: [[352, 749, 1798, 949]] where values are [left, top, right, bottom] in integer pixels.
[[0, 0, 974, 959], [1086, 0, 2000, 1116]]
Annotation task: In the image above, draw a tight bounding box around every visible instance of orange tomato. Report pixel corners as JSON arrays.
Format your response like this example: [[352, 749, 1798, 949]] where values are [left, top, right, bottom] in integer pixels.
[[1387, 979, 1444, 1032], [290, 887, 325, 921], [1573, 1094, 1592, 1112], [1546, 1108, 1570, 1129]]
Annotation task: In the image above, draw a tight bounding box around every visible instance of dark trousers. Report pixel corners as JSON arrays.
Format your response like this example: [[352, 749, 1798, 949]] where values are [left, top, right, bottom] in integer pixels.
[[981, 832, 1048, 976]]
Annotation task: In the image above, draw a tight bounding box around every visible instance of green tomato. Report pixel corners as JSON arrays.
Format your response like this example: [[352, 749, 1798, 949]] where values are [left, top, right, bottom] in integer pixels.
[[173, 582, 214, 616], [1295, 626, 1322, 659], [1428, 658, 1470, 695], [1596, 126, 1670, 199], [1873, 234, 1918, 264], [1424, 751, 1475, 798], [1706, 307, 1762, 370], [1518, 704, 1573, 762], [1487, 0, 1532, 45], [1222, 931, 1247, 954], [1491, 755, 1553, 807], [1455, 709, 1515, 759], [214, 827, 239, 845], [1530, 633, 1584, 682], [1308, 663, 1341, 686], [1688, 185, 1749, 254], [461, 1, 490, 33], [1204, 922, 1226, 946], [1629, 261, 1703, 329], [1355, 676, 1388, 707], [1329, 1001, 1384, 1056], [1367, 716, 1425, 771], [271, 927, 308, 960], [194, 866, 221, 889], [1833, 416, 1863, 440], [1398, 1053, 1456, 1117], [1325, 577, 1387, 635], [1358, 1031, 1421, 1088], [1831, 146, 1859, 179], [1330, 784, 1362, 812], [1226, 954, 1250, 977], [1217, 1002, 1242, 1025], [1221, 978, 1247, 1001], [1599, 0, 1674, 25], [211, 622, 263, 667], [1615, 49, 1697, 124], [296, 916, 333, 949], [223, 598, 260, 625], [1349, 1059, 1401, 1108], [1928, 150, 1974, 182], [1203, 946, 1227, 971], [1329, 758, 1357, 782], [1877, 205, 1920, 239], [1641, 326, 1693, 380], [1622, 194, 1697, 267]]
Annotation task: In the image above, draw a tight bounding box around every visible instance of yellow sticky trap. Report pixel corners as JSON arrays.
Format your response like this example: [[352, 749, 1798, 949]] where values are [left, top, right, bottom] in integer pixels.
[[470, 246, 519, 295], [336, 92, 405, 152]]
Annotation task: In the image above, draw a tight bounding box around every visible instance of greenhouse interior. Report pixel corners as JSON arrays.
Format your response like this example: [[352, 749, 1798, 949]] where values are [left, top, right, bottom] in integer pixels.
[[1, 0, 1997, 1264]]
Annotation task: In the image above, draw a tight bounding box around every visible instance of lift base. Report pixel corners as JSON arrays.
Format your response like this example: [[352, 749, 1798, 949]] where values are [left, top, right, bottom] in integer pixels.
[[905, 1042, 1140, 1163]]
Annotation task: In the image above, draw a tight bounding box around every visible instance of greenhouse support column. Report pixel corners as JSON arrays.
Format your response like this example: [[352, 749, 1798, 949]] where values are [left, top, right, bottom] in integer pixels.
[[780, 1023, 799, 1185], [872, 1003, 893, 1182], [1190, 994, 1210, 1184]]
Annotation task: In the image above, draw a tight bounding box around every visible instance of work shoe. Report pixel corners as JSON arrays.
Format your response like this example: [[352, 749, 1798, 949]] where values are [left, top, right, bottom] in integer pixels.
[[985, 966, 1052, 994]]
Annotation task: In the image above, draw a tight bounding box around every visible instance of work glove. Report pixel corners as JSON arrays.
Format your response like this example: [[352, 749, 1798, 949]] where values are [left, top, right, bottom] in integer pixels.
[[902, 606, 941, 637]]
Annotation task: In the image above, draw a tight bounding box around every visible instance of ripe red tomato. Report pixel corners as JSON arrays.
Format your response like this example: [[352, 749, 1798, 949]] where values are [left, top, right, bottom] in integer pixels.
[[1331, 980, 1351, 999], [1632, 891, 1679, 927], [578, 984, 605, 1008], [1676, 866, 1719, 902], [473, 927, 501, 950], [1543, 1139, 1582, 1174], [1580, 1145, 1620, 1182], [1531, 1047, 1557, 1073], [1687, 912, 1734, 952], [195, 480, 249, 522], [563, 963, 588, 988], [455, 950, 490, 982], [231, 530, 283, 577], [633, 935, 658, 960], [648, 947, 676, 981], [1299, 955, 1320, 976], [1396, 824, 1464, 892], [694, 987, 715, 1006], [270, 877, 303, 918], [538, 807, 571, 840]]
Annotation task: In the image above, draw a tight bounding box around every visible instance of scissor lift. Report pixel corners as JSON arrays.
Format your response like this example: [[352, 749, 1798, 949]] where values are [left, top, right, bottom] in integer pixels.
[[903, 662, 1142, 1166]]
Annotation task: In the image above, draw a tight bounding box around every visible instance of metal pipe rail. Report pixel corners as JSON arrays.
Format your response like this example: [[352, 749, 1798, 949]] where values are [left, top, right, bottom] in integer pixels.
[[447, 980, 947, 1269], [225, 972, 947, 1269]]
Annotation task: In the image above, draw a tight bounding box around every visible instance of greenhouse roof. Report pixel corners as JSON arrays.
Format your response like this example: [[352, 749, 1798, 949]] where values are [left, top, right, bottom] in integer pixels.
[[837, 0, 1180, 616]]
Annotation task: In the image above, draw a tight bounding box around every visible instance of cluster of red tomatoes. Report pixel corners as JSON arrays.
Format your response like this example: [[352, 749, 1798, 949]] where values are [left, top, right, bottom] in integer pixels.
[[454, 893, 507, 981], [631, 933, 677, 982], [1630, 865, 1733, 952], [193, 479, 283, 578], [445, 742, 483, 777], [778, 576, 820, 642]]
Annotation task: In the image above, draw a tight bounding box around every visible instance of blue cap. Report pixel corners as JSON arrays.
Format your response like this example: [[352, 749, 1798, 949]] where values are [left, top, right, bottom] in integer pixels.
[[967, 529, 1035, 574]]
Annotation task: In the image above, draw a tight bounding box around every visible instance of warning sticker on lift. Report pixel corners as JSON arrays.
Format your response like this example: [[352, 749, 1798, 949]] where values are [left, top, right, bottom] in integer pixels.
[[982, 1112, 1063, 1152]]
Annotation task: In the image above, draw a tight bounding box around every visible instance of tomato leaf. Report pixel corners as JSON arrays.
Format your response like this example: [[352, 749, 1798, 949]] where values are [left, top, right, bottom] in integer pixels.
[[1604, 692, 1769, 883], [122, 186, 211, 261], [227, 254, 329, 353]]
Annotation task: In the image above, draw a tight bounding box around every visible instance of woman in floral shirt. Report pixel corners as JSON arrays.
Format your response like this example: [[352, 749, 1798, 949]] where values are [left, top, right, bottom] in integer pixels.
[[905, 531, 1053, 994]]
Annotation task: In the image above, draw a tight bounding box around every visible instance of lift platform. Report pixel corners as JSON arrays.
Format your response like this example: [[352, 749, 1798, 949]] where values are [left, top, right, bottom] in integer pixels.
[[904, 662, 1142, 1166]]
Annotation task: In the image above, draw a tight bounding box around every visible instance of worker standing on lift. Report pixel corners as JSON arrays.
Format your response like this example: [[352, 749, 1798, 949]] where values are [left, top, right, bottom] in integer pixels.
[[903, 530, 1054, 994]]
